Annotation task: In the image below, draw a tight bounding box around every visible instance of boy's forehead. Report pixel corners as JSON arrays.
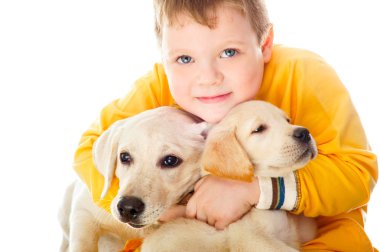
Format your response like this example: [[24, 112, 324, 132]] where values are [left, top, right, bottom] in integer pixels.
[[163, 5, 248, 31], [161, 10, 257, 56], [161, 7, 257, 43]]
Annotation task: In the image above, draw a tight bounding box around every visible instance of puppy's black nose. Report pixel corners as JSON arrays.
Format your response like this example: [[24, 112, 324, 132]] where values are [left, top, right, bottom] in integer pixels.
[[293, 128, 311, 143], [117, 196, 145, 221]]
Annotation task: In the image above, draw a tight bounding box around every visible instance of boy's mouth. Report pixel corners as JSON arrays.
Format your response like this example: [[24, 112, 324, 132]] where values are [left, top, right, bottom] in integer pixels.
[[196, 92, 232, 104]]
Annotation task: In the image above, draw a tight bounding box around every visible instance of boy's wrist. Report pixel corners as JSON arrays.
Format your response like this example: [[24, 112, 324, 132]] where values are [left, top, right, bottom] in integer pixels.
[[248, 178, 261, 206]]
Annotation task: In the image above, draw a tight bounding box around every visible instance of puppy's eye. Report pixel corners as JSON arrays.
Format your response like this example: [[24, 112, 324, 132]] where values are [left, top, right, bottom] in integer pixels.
[[251, 125, 267, 134], [160, 155, 182, 168], [120, 152, 132, 165], [286, 118, 291, 123]]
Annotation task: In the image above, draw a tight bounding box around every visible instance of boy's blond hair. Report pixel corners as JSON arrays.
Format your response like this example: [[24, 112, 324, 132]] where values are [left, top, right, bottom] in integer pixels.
[[153, 0, 270, 45]]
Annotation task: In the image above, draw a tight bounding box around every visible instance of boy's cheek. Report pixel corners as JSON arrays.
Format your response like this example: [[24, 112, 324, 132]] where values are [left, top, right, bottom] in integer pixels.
[[166, 70, 193, 93]]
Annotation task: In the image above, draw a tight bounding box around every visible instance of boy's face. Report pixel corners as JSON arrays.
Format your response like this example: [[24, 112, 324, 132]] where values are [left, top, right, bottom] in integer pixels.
[[161, 5, 273, 123]]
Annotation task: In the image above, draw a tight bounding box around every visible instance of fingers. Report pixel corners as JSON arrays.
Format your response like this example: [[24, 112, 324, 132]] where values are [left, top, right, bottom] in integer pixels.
[[186, 193, 216, 226], [159, 205, 186, 222], [206, 215, 216, 227], [185, 195, 197, 219], [189, 176, 219, 227], [186, 194, 209, 223], [214, 220, 228, 230], [187, 176, 241, 230]]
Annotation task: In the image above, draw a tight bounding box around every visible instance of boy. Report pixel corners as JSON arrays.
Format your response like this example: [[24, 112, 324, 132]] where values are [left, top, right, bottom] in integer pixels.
[[73, 0, 378, 250]]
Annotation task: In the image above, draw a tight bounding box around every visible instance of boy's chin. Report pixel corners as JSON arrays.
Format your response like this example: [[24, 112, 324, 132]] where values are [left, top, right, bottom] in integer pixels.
[[196, 110, 227, 123], [182, 103, 232, 123]]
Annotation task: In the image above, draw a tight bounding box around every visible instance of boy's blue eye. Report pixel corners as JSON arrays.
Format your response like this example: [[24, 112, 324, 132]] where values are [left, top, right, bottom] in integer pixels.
[[221, 49, 237, 58], [176, 55, 193, 64]]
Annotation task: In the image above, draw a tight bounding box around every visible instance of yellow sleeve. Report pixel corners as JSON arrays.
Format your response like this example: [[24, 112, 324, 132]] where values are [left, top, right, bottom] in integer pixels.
[[259, 46, 378, 250], [73, 64, 174, 211], [258, 46, 378, 216], [292, 55, 378, 217]]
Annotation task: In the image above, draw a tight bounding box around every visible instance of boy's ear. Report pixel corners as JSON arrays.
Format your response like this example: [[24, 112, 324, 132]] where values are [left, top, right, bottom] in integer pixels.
[[261, 24, 274, 63], [93, 120, 124, 199], [201, 127, 254, 182]]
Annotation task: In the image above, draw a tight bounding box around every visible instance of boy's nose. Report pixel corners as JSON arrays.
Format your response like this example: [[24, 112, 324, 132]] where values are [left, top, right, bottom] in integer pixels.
[[197, 63, 223, 86]]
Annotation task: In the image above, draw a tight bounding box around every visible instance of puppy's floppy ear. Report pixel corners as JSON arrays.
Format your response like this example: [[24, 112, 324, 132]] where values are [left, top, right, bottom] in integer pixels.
[[93, 120, 124, 199], [201, 127, 254, 182]]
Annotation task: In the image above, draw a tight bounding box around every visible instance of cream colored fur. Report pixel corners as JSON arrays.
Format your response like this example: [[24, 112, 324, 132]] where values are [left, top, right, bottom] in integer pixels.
[[59, 102, 317, 252], [199, 100, 318, 251], [59, 107, 207, 252]]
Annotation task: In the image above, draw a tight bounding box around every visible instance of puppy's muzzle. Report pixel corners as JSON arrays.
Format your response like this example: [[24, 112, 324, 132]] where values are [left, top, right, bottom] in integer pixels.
[[117, 196, 145, 228]]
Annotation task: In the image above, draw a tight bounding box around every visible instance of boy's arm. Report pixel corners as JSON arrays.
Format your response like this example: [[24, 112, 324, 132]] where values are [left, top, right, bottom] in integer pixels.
[[73, 64, 173, 211], [257, 50, 378, 216], [293, 80, 378, 216]]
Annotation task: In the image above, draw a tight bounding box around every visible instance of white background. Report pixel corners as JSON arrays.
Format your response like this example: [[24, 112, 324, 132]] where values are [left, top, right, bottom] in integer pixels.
[[0, 0, 379, 250]]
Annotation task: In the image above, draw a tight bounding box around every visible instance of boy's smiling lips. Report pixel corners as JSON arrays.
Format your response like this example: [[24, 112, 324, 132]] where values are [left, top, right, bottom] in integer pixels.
[[196, 92, 232, 104]]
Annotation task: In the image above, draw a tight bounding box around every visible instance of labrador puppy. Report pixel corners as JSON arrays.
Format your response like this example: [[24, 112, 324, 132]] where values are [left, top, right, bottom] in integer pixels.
[[59, 106, 208, 252], [199, 100, 318, 251]]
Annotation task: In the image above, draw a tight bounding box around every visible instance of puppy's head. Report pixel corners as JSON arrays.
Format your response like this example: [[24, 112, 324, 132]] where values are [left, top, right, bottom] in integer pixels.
[[201, 101, 317, 179], [93, 107, 207, 228]]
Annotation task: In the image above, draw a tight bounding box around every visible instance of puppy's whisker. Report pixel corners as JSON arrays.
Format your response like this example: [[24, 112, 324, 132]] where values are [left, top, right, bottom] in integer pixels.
[[140, 207, 165, 225]]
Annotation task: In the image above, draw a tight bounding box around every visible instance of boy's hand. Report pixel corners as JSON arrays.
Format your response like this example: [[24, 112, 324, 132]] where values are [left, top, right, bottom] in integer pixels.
[[186, 175, 260, 230]]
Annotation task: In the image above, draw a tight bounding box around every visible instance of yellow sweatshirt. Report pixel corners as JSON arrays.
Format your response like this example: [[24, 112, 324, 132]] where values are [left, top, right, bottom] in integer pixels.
[[73, 45, 378, 251]]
